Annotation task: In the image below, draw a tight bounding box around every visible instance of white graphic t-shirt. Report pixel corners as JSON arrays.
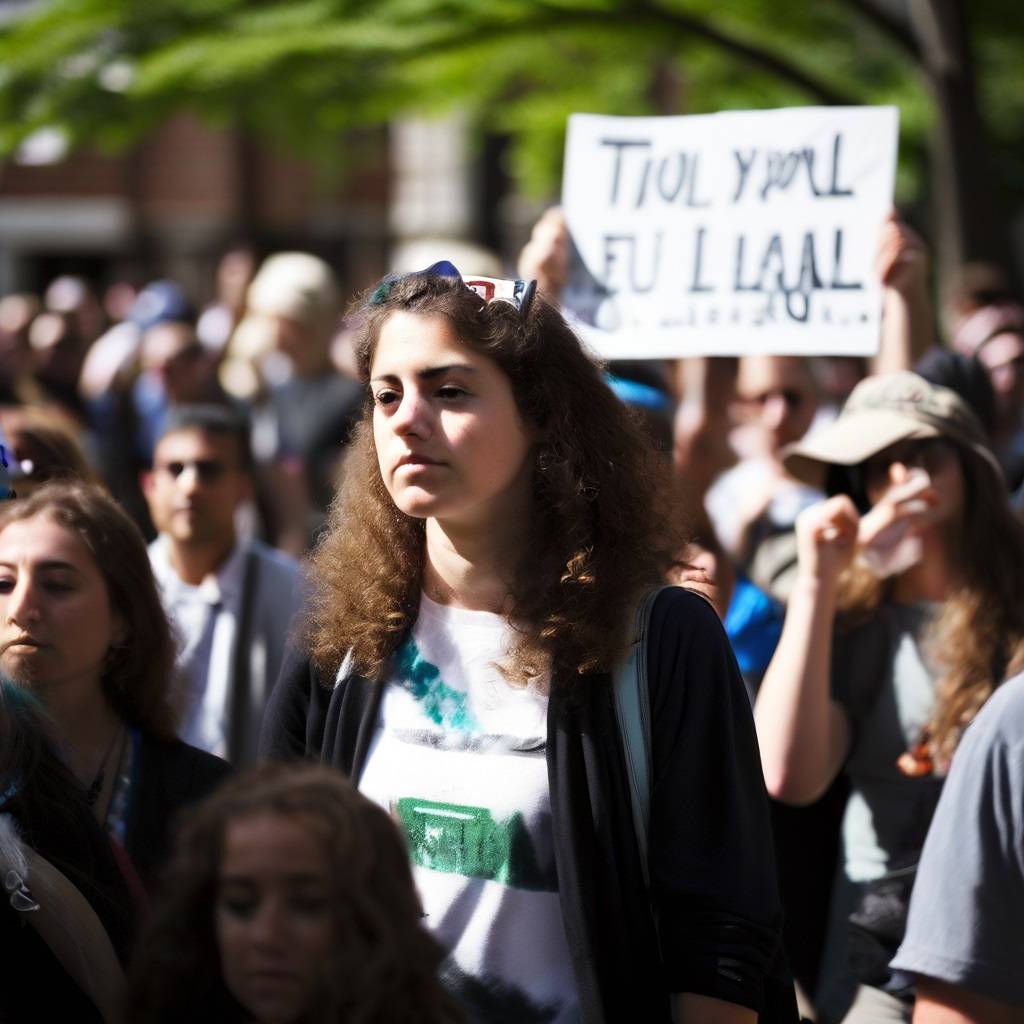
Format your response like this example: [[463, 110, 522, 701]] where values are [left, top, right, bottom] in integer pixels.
[[359, 593, 581, 1023]]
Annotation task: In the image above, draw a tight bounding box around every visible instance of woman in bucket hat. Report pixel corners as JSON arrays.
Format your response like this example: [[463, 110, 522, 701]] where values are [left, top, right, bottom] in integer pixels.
[[755, 371, 1024, 1023]]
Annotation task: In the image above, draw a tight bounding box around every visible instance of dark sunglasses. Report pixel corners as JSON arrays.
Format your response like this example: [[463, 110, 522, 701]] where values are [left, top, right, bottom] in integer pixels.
[[156, 459, 229, 483], [368, 260, 537, 318], [861, 437, 955, 488], [737, 388, 806, 410]]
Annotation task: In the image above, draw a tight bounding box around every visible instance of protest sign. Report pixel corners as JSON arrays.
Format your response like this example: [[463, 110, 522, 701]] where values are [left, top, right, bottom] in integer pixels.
[[561, 106, 899, 359]]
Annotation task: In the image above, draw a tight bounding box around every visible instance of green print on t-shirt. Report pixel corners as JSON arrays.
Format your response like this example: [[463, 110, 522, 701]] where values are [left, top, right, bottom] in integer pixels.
[[395, 637, 480, 732], [397, 797, 554, 893]]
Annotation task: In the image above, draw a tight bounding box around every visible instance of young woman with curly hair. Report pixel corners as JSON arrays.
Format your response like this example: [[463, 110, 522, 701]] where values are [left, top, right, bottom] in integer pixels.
[[125, 762, 462, 1024], [261, 263, 793, 1024], [755, 371, 1024, 1023]]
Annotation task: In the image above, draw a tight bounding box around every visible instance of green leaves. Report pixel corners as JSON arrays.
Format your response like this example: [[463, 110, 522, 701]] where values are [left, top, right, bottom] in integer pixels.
[[0, 0, 1017, 207]]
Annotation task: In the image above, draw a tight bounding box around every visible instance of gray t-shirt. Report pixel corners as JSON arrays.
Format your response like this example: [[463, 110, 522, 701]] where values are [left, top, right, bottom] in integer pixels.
[[891, 670, 1024, 1006], [832, 602, 945, 882]]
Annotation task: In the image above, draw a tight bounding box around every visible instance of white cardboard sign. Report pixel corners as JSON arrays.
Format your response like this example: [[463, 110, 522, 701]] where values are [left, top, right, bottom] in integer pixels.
[[561, 106, 899, 359]]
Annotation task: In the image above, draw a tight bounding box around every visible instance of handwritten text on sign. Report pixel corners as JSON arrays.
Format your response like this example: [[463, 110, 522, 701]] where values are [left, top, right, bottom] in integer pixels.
[[561, 107, 899, 359]]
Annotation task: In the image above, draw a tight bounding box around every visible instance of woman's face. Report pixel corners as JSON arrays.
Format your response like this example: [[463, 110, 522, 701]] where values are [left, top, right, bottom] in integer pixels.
[[863, 437, 965, 527], [0, 514, 119, 700], [734, 355, 818, 453], [978, 330, 1024, 422], [216, 812, 335, 1024], [370, 310, 535, 530]]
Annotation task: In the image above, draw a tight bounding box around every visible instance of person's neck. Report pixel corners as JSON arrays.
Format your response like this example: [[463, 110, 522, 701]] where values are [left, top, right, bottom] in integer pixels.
[[41, 684, 123, 787], [890, 527, 960, 603], [167, 534, 236, 586], [423, 516, 528, 614]]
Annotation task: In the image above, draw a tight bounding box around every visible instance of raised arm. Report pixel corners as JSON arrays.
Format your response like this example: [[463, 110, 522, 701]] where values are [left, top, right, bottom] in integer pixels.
[[517, 206, 570, 303], [672, 356, 738, 504], [872, 210, 937, 375], [753, 496, 857, 804]]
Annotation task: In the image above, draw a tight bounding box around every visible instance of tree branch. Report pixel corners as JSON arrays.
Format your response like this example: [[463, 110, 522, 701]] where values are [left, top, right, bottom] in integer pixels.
[[412, 2, 863, 107], [834, 0, 922, 60], [633, 1, 862, 104]]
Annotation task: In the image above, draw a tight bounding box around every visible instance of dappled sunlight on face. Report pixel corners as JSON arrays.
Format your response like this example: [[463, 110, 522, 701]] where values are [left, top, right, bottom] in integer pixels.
[[370, 311, 535, 533]]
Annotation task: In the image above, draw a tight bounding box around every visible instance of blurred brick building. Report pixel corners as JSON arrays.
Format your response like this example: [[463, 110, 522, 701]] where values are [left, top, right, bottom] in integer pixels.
[[0, 114, 391, 303]]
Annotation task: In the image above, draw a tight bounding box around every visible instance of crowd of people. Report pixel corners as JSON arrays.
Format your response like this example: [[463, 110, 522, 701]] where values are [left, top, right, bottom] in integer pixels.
[[1, 204, 1023, 1024]]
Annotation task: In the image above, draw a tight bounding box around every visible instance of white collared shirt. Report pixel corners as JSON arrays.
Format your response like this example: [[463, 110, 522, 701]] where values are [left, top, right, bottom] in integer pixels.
[[149, 535, 247, 756]]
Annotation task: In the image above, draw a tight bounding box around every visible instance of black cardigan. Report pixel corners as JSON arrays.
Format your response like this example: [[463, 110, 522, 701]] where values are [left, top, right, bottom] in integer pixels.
[[260, 587, 795, 1023], [128, 734, 232, 892]]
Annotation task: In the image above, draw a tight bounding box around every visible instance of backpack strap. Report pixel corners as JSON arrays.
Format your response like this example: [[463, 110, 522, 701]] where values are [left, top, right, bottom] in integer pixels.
[[612, 585, 670, 891], [227, 546, 261, 766]]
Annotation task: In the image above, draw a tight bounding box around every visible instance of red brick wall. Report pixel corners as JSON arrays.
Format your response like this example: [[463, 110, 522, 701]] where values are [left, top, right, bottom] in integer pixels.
[[0, 114, 390, 229], [0, 146, 130, 197], [135, 115, 238, 216]]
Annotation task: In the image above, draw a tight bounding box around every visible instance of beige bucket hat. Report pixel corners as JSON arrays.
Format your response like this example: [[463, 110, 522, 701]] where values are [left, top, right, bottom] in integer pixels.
[[783, 371, 1002, 488]]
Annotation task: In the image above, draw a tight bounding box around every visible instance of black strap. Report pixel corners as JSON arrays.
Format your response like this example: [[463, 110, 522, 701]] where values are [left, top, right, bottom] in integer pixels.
[[227, 548, 261, 765], [612, 585, 669, 890]]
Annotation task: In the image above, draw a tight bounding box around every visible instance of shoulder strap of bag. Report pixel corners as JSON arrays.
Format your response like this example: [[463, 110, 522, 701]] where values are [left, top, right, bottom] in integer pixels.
[[228, 547, 261, 765], [612, 585, 669, 891], [1, 815, 125, 1023]]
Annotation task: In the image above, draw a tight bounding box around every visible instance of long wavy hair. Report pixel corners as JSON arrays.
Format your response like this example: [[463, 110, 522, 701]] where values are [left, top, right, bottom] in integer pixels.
[[306, 272, 686, 686], [837, 438, 1024, 766], [125, 762, 464, 1024], [0, 482, 179, 738]]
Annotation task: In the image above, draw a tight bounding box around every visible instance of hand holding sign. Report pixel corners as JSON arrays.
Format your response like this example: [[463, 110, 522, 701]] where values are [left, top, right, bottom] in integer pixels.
[[875, 209, 928, 295]]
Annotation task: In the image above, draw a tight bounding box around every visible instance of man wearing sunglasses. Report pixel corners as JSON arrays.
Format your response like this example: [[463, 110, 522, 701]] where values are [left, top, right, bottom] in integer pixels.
[[142, 404, 304, 764]]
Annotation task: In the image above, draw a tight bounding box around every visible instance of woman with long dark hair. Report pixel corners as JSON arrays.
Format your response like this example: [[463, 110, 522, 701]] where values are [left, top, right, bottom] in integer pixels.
[[755, 371, 1024, 1022], [262, 263, 793, 1023], [0, 482, 229, 892], [126, 761, 463, 1024]]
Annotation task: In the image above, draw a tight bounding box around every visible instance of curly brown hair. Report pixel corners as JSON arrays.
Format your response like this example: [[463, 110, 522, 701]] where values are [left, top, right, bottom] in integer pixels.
[[837, 439, 1024, 766], [125, 761, 464, 1024], [0, 481, 179, 738], [305, 271, 687, 686]]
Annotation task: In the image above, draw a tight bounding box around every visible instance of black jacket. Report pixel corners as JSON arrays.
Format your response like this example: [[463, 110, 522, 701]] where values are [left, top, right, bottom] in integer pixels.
[[260, 587, 795, 1023], [0, 734, 229, 1023], [128, 733, 232, 892]]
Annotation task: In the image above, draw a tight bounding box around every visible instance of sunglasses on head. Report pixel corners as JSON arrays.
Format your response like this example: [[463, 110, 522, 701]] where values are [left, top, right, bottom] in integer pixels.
[[157, 459, 229, 483], [368, 260, 538, 318]]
